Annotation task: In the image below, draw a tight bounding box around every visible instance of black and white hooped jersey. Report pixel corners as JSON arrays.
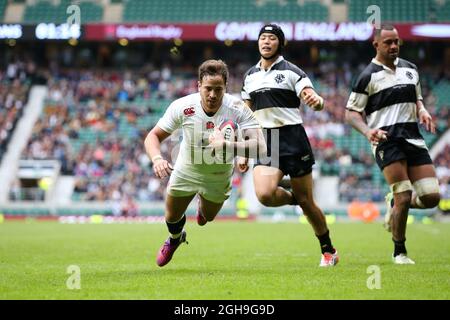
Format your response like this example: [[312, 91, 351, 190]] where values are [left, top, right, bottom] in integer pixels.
[[241, 56, 313, 129], [346, 57, 426, 149]]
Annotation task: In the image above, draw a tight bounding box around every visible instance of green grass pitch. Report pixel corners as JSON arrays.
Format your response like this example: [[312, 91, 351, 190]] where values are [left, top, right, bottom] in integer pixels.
[[1, 221, 449, 299]]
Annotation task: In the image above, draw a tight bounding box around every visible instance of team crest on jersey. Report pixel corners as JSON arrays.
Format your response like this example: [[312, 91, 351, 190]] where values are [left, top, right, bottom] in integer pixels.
[[206, 121, 215, 130], [405, 71, 413, 80], [274, 73, 285, 84], [183, 106, 195, 117]]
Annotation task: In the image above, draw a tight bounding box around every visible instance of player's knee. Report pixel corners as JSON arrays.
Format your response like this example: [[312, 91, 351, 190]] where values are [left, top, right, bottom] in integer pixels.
[[413, 177, 440, 208], [297, 197, 314, 211], [419, 193, 440, 208], [395, 192, 412, 209], [390, 180, 412, 210]]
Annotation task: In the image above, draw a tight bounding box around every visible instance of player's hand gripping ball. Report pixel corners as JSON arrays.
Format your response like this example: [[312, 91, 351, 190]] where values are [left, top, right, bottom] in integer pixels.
[[210, 119, 238, 164]]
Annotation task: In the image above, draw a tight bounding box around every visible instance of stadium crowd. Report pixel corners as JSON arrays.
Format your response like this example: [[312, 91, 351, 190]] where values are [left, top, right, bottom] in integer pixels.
[[0, 54, 447, 205], [436, 145, 450, 198], [0, 61, 34, 162]]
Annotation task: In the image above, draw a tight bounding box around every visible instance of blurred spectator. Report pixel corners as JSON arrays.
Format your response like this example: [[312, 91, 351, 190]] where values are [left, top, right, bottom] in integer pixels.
[[121, 194, 139, 217], [9, 56, 448, 205], [0, 69, 30, 162], [435, 145, 450, 198]]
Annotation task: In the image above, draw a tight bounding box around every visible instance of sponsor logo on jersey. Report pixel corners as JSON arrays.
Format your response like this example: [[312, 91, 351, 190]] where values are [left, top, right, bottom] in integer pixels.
[[183, 106, 195, 116]]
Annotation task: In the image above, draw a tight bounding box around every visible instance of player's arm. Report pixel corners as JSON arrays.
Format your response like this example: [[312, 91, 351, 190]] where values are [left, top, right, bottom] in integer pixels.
[[345, 73, 387, 145], [244, 99, 254, 110], [144, 126, 173, 179], [236, 100, 256, 172], [416, 100, 436, 134], [300, 87, 324, 111], [233, 127, 267, 159], [345, 109, 387, 145], [413, 67, 435, 133], [208, 127, 266, 159]]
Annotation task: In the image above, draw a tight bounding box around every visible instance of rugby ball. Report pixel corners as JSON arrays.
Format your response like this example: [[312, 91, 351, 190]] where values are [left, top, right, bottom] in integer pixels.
[[216, 119, 238, 163], [219, 119, 238, 142]]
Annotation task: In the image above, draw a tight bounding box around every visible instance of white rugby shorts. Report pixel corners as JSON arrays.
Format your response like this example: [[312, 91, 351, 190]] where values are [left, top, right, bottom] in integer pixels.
[[167, 169, 232, 203]]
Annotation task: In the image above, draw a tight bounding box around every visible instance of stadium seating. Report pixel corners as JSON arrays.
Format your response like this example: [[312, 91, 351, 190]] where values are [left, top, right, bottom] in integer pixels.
[[0, 0, 7, 22], [123, 0, 328, 23], [309, 71, 450, 201], [436, 1, 450, 21], [6, 0, 450, 24], [6, 47, 448, 204], [23, 0, 103, 23], [435, 145, 450, 200], [18, 70, 186, 202], [348, 0, 436, 22], [0, 79, 30, 164]]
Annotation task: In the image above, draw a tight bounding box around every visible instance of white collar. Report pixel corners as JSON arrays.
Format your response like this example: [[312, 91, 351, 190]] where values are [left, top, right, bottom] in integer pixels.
[[257, 55, 284, 71], [372, 57, 399, 71]]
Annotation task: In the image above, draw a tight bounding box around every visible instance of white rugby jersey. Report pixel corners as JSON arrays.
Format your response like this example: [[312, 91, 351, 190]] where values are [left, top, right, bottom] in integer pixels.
[[156, 93, 260, 179], [346, 57, 426, 149], [241, 55, 313, 128]]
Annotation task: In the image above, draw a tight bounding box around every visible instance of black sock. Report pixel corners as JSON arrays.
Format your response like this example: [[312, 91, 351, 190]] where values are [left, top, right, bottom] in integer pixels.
[[393, 238, 407, 257], [166, 215, 186, 244], [317, 230, 335, 254]]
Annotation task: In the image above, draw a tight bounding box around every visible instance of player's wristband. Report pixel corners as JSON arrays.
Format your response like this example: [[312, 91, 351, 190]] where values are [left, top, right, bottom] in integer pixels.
[[152, 155, 163, 162]]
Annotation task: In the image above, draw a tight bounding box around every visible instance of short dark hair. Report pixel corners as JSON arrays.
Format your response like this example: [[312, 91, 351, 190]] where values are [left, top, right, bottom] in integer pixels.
[[198, 59, 229, 84], [374, 24, 397, 40]]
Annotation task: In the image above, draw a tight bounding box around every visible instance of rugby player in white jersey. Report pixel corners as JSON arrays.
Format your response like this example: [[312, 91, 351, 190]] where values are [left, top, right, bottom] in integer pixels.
[[145, 59, 266, 267]]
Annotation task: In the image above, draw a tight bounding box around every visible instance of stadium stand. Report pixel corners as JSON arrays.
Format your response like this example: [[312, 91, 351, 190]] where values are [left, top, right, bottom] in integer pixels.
[[9, 55, 448, 205], [348, 0, 449, 23], [435, 145, 450, 198], [13, 61, 251, 203], [3, 0, 450, 24], [23, 0, 103, 23], [0, 0, 448, 217], [349, 0, 436, 22], [0, 0, 7, 21], [18, 67, 200, 202], [0, 60, 32, 164], [123, 0, 328, 23], [436, 0, 450, 21], [0, 81, 28, 162]]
